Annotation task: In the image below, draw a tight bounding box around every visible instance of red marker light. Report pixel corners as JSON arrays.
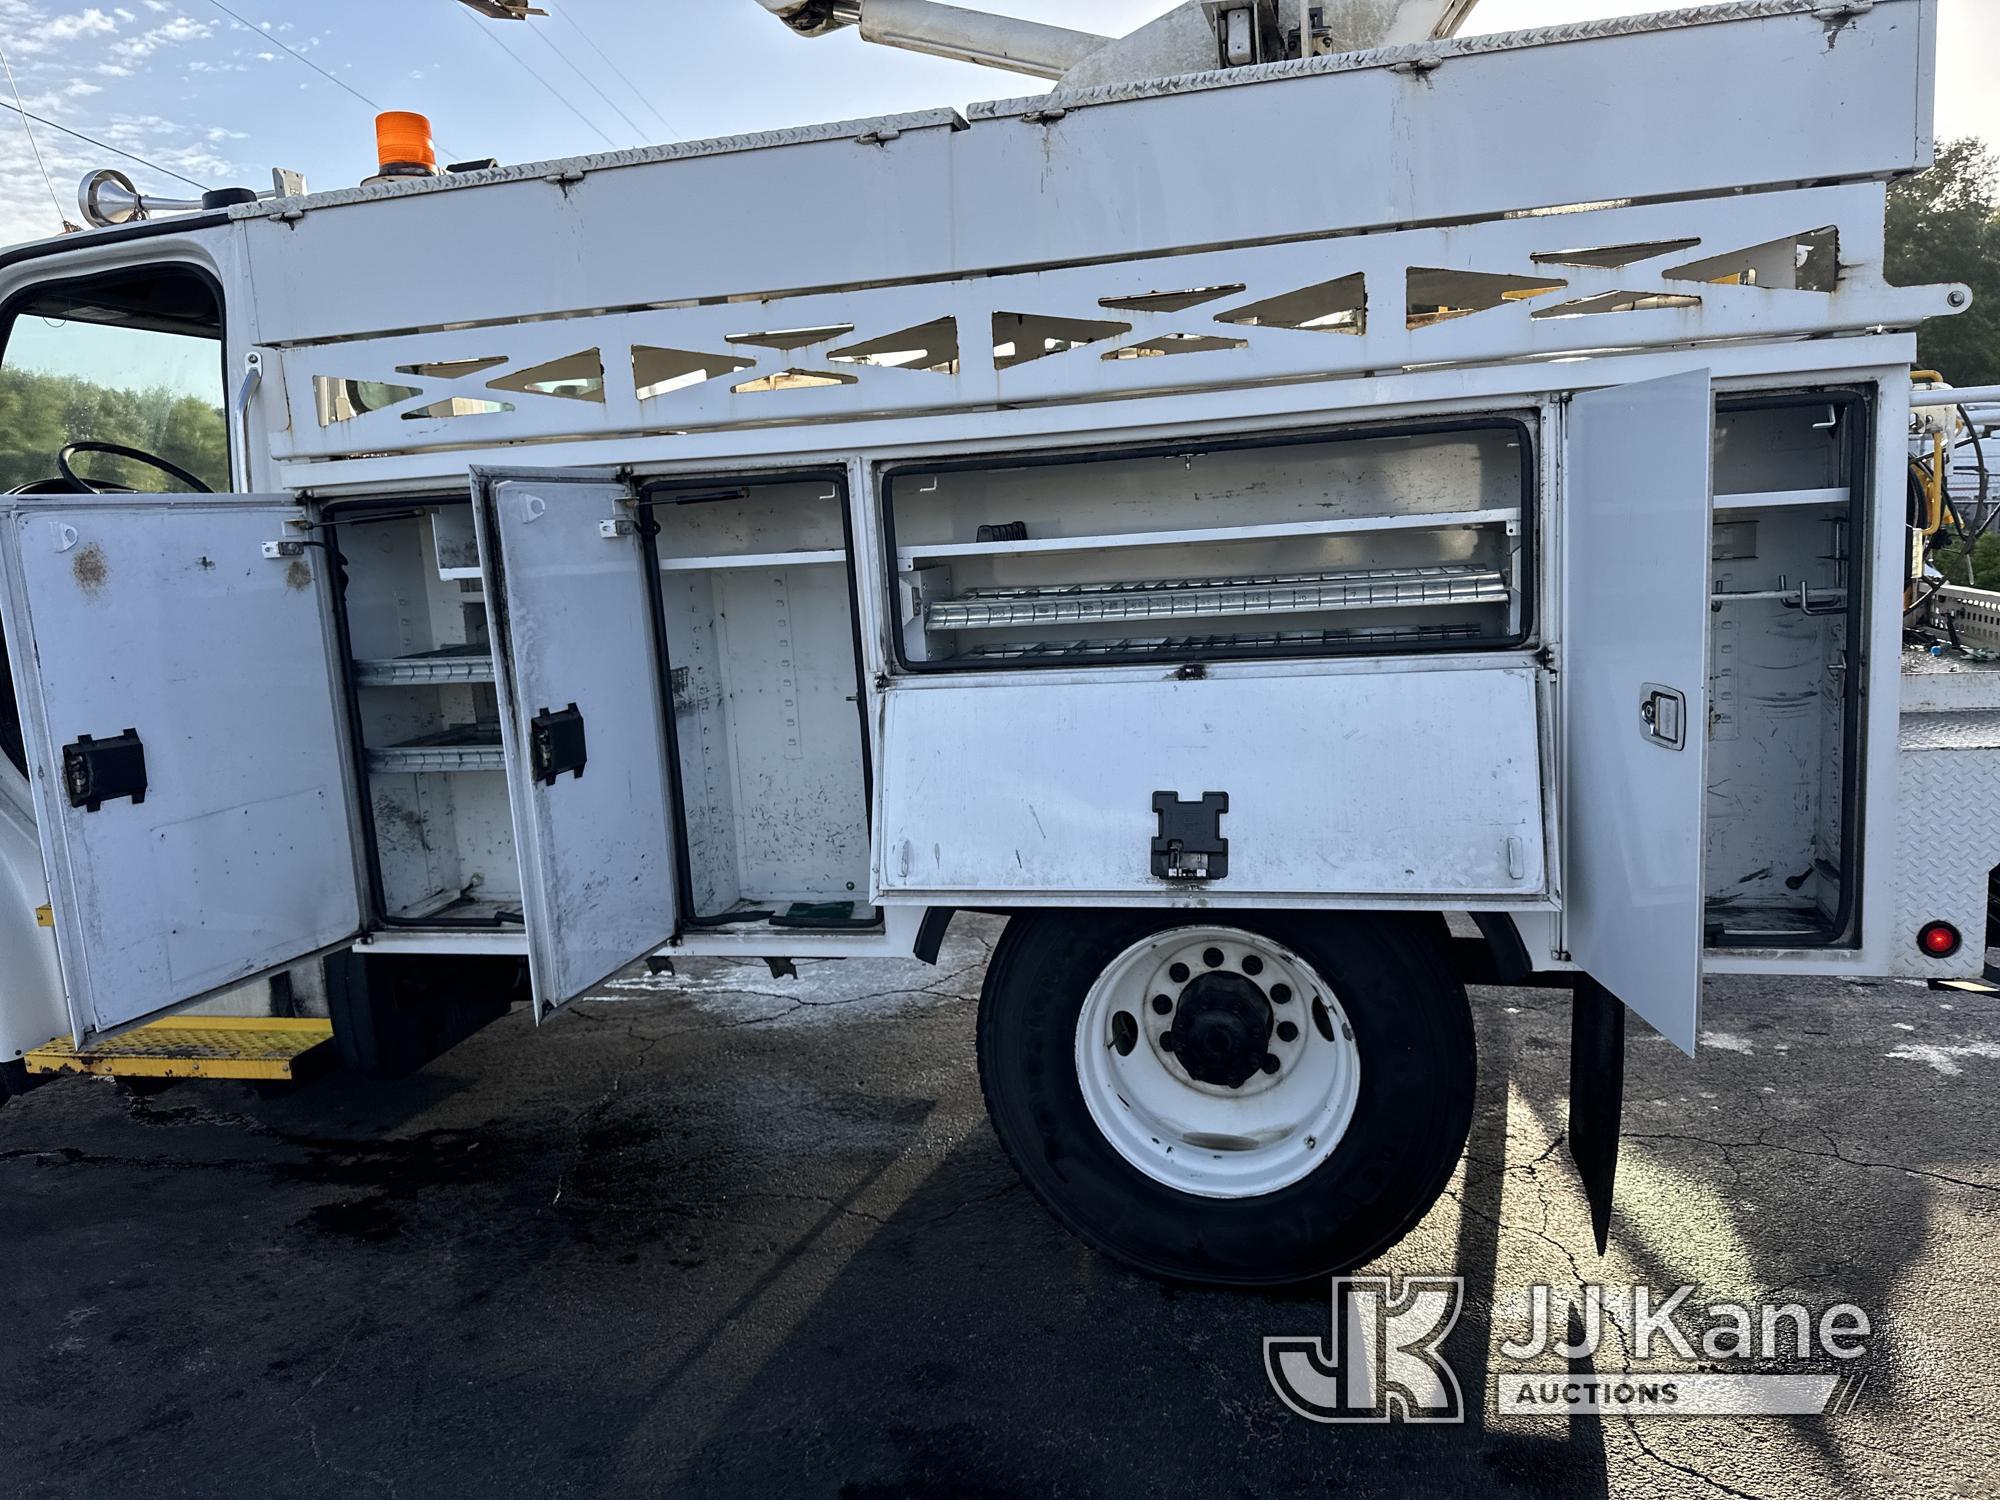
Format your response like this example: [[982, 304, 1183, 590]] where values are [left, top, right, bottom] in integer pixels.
[[1917, 921, 1962, 958]]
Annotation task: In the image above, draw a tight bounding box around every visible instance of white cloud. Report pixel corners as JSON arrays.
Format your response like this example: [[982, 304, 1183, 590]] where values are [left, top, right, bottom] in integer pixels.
[[42, 9, 118, 39], [14, 7, 120, 52], [108, 13, 212, 64]]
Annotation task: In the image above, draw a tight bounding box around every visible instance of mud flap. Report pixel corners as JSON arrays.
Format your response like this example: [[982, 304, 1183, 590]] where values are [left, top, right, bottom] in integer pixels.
[[1568, 976, 1626, 1255]]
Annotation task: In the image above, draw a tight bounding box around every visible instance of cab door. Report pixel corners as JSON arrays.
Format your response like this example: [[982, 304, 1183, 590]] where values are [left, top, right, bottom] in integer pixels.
[[472, 468, 682, 1017], [0, 495, 366, 1041], [1561, 370, 1714, 1053]]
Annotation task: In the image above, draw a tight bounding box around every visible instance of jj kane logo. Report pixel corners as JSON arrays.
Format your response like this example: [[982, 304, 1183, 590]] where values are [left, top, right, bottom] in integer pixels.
[[1266, 1279, 1875, 1423], [1493, 1284, 1872, 1417], [1265, 1276, 1467, 1424]]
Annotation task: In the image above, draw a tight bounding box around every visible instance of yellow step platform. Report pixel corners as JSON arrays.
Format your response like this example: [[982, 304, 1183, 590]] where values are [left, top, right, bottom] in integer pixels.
[[25, 1016, 334, 1081]]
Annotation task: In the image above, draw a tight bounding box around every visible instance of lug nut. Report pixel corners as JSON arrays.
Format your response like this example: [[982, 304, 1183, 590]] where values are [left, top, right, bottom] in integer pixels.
[[1152, 994, 1173, 1015], [1276, 1020, 1299, 1043], [1271, 983, 1292, 1004], [1260, 1053, 1280, 1074]]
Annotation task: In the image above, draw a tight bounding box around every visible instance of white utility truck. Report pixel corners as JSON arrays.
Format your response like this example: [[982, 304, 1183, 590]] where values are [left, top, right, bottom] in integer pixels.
[[0, 0, 1994, 1285]]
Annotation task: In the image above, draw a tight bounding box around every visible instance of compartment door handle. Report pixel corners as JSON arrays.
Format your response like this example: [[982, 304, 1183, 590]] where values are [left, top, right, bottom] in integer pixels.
[[1639, 684, 1687, 752]]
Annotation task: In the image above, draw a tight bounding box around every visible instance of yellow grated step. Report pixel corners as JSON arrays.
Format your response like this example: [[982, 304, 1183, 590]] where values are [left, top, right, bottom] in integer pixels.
[[25, 1016, 335, 1081], [1934, 977, 2000, 995]]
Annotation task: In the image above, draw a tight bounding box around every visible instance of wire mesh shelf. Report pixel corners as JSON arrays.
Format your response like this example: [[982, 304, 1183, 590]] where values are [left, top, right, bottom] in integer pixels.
[[924, 564, 1508, 631], [366, 721, 507, 774], [353, 644, 496, 687], [957, 622, 1488, 662]]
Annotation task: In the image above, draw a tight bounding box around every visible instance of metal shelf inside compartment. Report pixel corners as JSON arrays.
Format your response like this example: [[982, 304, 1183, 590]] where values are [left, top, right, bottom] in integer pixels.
[[958, 622, 1486, 662], [923, 563, 1508, 631], [366, 720, 506, 774], [353, 643, 496, 687]]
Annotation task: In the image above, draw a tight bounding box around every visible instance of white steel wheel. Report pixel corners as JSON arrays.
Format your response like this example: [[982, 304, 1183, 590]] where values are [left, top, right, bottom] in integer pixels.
[[1073, 925, 1361, 1199]]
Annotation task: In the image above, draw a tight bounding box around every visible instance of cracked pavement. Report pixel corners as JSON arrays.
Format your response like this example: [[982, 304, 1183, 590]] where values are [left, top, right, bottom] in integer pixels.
[[1, 917, 1997, 1498]]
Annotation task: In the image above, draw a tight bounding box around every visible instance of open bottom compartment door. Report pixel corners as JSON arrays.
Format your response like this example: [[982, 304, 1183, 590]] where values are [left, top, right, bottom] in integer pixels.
[[1561, 370, 1714, 1053], [473, 469, 682, 1016], [0, 495, 366, 1041]]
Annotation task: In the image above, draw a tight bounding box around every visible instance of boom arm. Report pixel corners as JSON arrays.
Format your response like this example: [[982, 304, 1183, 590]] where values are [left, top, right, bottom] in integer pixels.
[[753, 0, 1481, 85], [755, 1, 1110, 78]]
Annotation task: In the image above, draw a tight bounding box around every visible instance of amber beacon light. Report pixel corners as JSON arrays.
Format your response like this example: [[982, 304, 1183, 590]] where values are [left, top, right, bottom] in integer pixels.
[[374, 111, 438, 177]]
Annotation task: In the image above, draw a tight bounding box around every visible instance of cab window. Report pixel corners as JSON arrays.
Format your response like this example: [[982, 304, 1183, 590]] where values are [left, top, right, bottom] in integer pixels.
[[0, 266, 227, 494]]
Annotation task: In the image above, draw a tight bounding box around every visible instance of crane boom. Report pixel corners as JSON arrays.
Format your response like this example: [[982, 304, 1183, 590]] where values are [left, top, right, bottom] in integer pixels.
[[753, 1, 1482, 86]]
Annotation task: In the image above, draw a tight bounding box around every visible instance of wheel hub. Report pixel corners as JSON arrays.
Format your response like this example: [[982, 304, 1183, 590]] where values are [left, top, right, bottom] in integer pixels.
[[1165, 972, 1273, 1089], [1074, 925, 1363, 1199]]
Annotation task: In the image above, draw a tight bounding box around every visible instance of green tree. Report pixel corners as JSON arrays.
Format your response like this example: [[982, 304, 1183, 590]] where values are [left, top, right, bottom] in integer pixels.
[[1932, 532, 2000, 590], [1887, 137, 2000, 387], [0, 365, 226, 493]]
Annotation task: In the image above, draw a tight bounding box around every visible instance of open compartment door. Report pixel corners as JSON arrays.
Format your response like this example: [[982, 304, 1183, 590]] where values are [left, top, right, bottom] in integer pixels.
[[472, 469, 681, 1016], [1561, 370, 1714, 1054], [0, 496, 366, 1040]]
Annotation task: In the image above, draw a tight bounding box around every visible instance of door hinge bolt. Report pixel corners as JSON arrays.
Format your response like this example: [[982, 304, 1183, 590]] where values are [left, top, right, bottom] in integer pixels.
[[598, 518, 636, 540], [261, 539, 306, 558]]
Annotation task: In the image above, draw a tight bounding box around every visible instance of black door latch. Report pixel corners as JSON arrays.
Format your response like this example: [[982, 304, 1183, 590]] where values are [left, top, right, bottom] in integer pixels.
[[63, 729, 147, 812], [530, 704, 587, 785], [1152, 790, 1228, 881]]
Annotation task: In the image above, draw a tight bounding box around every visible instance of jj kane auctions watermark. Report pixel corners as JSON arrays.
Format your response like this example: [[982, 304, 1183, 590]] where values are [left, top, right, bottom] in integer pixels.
[[1267, 1277, 1873, 1423]]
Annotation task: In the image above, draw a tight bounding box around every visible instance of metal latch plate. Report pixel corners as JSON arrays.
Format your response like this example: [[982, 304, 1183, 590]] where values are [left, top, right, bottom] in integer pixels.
[[1152, 791, 1229, 881], [63, 729, 147, 811], [530, 703, 587, 785]]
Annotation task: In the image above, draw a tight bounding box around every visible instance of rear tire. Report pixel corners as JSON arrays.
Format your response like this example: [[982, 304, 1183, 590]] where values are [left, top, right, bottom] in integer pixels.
[[977, 909, 1475, 1286]]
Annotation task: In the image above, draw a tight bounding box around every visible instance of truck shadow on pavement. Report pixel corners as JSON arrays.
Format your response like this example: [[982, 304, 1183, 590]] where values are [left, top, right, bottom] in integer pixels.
[[0, 962, 1980, 1500], [640, 1028, 1616, 1499]]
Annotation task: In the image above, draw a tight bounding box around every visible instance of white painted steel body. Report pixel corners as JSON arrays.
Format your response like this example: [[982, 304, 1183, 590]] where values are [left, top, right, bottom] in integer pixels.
[[0, 498, 366, 1042], [471, 472, 684, 1017], [0, 0, 1987, 1062], [876, 664, 1546, 902], [1560, 372, 1716, 1053]]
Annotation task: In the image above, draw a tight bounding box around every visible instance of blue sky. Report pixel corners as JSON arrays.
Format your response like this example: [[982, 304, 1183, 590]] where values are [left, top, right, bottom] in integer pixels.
[[0, 0, 1991, 246]]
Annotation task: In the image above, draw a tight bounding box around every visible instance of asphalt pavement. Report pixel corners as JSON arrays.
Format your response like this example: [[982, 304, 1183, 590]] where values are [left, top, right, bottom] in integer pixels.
[[1, 916, 1996, 1499]]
